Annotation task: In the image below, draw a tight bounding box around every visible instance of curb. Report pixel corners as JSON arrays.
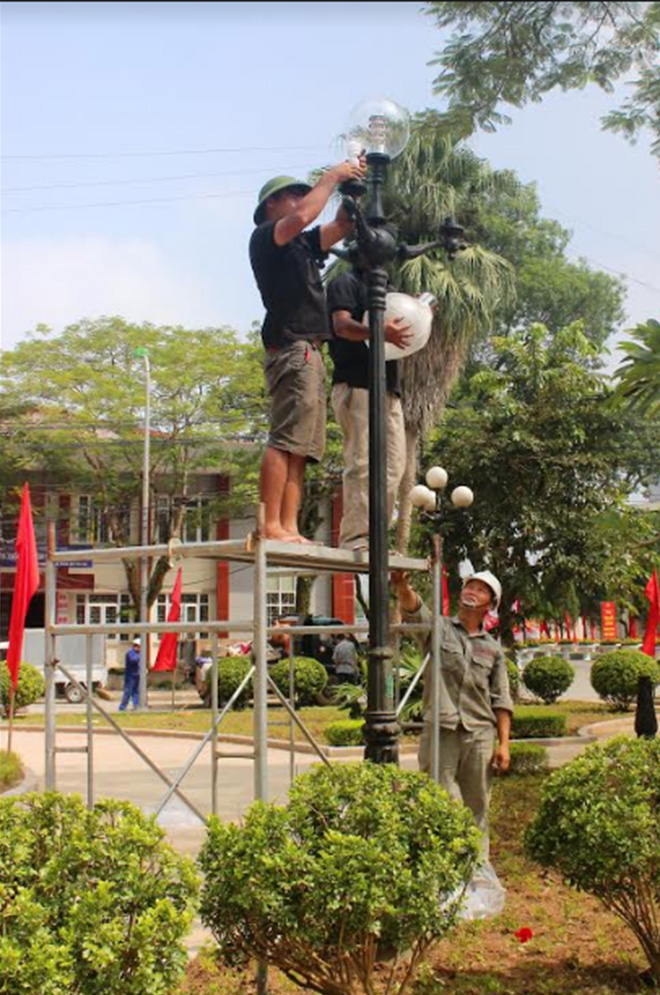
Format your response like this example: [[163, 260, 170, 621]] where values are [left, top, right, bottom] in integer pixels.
[[10, 723, 603, 757]]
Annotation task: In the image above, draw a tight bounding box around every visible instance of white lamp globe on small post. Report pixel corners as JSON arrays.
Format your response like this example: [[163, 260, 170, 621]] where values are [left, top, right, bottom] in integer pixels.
[[426, 466, 448, 491], [451, 486, 474, 509]]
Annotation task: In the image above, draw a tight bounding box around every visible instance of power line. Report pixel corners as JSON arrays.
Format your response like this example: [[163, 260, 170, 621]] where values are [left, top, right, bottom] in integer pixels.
[[1, 188, 255, 215], [2, 162, 319, 194], [1, 143, 324, 162]]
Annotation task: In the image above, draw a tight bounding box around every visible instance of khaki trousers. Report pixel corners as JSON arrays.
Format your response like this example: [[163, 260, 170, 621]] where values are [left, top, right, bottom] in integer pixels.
[[331, 383, 406, 547], [419, 723, 495, 858]]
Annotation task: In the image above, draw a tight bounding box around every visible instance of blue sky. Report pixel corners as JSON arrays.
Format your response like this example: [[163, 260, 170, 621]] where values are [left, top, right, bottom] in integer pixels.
[[2, 1, 659, 368]]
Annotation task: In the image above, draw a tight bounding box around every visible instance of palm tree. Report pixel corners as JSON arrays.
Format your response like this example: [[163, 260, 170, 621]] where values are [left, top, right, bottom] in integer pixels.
[[382, 112, 516, 550], [614, 318, 660, 413]]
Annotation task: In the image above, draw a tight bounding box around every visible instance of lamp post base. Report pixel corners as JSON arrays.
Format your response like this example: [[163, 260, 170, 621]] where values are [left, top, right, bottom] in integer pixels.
[[364, 708, 400, 765]]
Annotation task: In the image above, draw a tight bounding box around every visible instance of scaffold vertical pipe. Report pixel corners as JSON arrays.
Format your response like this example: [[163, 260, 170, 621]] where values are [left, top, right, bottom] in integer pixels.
[[85, 634, 94, 808], [210, 631, 219, 816], [253, 511, 268, 803], [430, 534, 443, 782], [288, 640, 295, 785], [44, 521, 57, 791]]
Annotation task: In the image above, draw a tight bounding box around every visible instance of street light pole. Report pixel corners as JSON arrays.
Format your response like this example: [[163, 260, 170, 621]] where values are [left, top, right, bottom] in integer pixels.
[[135, 347, 150, 710]]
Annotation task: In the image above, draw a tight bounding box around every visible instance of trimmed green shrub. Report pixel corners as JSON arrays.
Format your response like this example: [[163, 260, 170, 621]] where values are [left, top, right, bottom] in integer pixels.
[[331, 681, 366, 718], [0, 792, 199, 995], [325, 718, 365, 746], [0, 750, 23, 793], [522, 655, 575, 704], [199, 762, 480, 995], [508, 742, 548, 776], [511, 708, 567, 739], [213, 656, 253, 709], [526, 737, 660, 985], [269, 655, 327, 706], [590, 649, 660, 710], [0, 661, 45, 713], [506, 657, 520, 701]]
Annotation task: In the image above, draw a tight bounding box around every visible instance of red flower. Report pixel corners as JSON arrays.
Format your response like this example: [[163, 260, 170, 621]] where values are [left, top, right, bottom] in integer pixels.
[[514, 927, 533, 943]]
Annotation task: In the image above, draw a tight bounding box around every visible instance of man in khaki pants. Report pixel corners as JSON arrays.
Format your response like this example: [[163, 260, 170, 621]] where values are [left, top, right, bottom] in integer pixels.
[[327, 262, 411, 551], [392, 569, 512, 857]]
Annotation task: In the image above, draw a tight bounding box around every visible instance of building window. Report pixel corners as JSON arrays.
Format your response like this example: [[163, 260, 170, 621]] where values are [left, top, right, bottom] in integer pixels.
[[157, 592, 209, 638], [75, 496, 108, 544], [155, 496, 211, 544], [266, 573, 296, 626], [75, 593, 132, 640]]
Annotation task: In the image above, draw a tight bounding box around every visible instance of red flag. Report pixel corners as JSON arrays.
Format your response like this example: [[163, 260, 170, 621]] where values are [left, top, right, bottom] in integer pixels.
[[629, 616, 639, 640], [6, 484, 40, 689], [539, 620, 551, 639], [152, 568, 182, 672], [642, 571, 660, 659], [442, 565, 449, 615]]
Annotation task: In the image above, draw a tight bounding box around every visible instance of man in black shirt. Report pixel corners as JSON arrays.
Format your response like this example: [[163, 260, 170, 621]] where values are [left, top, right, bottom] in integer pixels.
[[328, 264, 411, 550], [250, 161, 365, 542]]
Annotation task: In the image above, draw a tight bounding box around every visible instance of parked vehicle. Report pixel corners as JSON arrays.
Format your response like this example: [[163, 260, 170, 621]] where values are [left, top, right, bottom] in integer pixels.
[[0, 629, 108, 703]]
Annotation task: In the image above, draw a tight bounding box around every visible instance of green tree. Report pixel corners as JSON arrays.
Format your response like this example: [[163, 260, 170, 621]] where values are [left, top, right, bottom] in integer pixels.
[[426, 1, 660, 156], [377, 113, 517, 550], [0, 317, 266, 611], [614, 317, 660, 413], [418, 323, 660, 641]]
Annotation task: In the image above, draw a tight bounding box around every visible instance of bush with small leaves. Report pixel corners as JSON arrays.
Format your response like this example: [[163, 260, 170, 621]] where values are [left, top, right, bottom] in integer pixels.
[[590, 649, 660, 710], [508, 742, 548, 776], [526, 737, 660, 984], [522, 655, 575, 704], [0, 662, 45, 713], [325, 718, 365, 746], [0, 792, 199, 995], [511, 708, 567, 739], [506, 657, 520, 701], [269, 656, 327, 706], [213, 657, 253, 709], [199, 762, 480, 995]]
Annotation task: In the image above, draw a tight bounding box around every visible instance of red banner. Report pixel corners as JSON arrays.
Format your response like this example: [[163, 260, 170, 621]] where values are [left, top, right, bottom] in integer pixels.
[[600, 601, 617, 641]]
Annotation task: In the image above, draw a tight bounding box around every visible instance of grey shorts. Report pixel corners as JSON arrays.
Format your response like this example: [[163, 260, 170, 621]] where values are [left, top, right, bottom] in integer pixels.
[[264, 340, 327, 462]]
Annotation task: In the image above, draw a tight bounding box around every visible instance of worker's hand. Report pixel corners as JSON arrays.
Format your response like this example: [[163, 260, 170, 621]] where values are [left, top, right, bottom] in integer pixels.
[[330, 156, 367, 185], [491, 743, 510, 774], [385, 316, 413, 350]]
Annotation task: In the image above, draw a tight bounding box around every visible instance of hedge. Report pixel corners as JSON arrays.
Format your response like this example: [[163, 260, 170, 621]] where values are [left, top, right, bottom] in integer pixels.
[[590, 649, 660, 710], [511, 708, 567, 739], [508, 742, 549, 776], [522, 655, 575, 704], [325, 718, 365, 746]]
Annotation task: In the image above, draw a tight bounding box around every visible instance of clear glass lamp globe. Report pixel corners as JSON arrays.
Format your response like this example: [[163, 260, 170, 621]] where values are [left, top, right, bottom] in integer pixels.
[[347, 98, 410, 160]]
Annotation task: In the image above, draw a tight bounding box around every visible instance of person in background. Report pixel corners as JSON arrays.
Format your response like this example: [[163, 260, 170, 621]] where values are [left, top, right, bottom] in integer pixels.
[[119, 638, 141, 712]]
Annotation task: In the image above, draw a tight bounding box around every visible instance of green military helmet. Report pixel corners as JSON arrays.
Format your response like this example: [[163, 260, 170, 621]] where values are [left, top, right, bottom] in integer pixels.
[[253, 175, 312, 225]]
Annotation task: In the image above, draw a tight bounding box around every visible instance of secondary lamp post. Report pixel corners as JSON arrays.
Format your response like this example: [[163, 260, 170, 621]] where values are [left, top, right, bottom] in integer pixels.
[[411, 467, 474, 780]]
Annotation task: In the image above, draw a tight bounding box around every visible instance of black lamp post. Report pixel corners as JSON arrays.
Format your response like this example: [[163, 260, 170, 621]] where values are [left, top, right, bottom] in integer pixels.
[[339, 99, 466, 765]]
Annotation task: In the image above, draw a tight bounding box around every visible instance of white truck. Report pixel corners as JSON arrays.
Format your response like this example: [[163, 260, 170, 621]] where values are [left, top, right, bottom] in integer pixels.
[[2, 629, 108, 704]]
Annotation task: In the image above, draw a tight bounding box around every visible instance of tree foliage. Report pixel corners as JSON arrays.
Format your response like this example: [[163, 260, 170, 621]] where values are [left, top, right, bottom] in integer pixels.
[[416, 323, 660, 641], [426, 1, 660, 156], [0, 317, 266, 610], [614, 317, 660, 414]]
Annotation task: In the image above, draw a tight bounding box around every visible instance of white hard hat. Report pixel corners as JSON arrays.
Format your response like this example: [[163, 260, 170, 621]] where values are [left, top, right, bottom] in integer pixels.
[[463, 570, 502, 609]]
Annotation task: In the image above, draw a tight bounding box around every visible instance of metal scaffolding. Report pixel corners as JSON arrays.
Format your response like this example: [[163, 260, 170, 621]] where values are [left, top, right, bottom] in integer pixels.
[[44, 518, 437, 820]]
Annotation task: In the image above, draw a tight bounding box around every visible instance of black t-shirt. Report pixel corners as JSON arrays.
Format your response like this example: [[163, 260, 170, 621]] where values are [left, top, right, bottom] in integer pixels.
[[249, 221, 330, 349], [327, 270, 400, 395]]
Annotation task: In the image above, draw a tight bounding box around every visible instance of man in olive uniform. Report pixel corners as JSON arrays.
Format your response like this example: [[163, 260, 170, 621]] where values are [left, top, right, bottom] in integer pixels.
[[392, 569, 512, 856]]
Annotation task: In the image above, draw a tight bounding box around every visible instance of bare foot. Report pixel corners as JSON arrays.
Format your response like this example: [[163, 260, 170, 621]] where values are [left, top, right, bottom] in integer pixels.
[[263, 525, 294, 540], [283, 532, 314, 545]]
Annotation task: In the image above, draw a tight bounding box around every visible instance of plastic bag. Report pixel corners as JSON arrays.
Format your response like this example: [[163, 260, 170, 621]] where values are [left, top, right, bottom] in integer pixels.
[[458, 861, 506, 920]]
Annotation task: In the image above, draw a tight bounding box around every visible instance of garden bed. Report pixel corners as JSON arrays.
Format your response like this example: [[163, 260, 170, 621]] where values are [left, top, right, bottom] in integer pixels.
[[177, 775, 644, 995]]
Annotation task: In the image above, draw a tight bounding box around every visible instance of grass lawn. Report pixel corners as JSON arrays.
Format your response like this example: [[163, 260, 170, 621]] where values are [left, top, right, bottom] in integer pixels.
[[13, 698, 617, 744], [177, 774, 645, 995], [0, 750, 23, 792]]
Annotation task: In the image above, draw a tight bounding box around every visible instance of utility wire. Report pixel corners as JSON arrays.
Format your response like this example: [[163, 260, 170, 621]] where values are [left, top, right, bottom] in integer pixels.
[[1, 143, 325, 161], [1, 188, 254, 215], [2, 162, 319, 194]]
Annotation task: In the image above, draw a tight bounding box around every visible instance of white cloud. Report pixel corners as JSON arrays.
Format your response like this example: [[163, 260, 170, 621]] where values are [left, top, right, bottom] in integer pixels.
[[1, 236, 220, 349]]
